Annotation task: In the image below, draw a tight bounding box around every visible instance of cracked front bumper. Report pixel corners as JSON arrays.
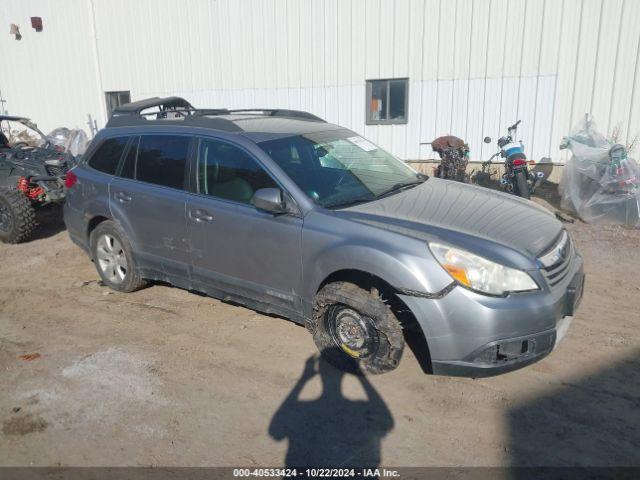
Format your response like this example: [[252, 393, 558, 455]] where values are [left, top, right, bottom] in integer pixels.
[[399, 256, 584, 377]]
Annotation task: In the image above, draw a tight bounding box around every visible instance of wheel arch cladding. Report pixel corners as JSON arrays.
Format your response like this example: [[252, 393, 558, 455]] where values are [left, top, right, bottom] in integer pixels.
[[87, 215, 110, 240], [305, 244, 451, 302]]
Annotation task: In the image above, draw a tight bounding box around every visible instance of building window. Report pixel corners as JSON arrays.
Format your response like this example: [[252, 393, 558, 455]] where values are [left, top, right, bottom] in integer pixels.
[[105, 91, 131, 117], [366, 78, 408, 125]]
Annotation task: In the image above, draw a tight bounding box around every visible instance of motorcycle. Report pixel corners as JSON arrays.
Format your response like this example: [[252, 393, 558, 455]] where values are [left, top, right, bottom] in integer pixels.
[[424, 135, 470, 182], [482, 120, 544, 199]]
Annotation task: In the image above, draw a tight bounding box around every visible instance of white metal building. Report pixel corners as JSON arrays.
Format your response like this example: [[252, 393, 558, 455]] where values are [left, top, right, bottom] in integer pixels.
[[1, 0, 639, 162]]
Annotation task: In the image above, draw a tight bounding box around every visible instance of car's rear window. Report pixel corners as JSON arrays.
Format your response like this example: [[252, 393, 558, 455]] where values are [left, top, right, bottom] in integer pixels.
[[135, 135, 190, 190], [88, 137, 129, 175]]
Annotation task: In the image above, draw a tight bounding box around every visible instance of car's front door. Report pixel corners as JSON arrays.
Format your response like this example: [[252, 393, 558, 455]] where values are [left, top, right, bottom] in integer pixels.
[[186, 137, 303, 317], [109, 134, 192, 286]]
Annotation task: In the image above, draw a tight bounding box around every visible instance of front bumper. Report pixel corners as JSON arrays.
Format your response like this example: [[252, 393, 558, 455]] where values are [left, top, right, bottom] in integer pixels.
[[399, 255, 584, 378]]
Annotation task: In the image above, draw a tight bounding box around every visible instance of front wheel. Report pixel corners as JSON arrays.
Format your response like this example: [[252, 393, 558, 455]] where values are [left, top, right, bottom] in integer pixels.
[[310, 282, 404, 375], [514, 170, 531, 199], [0, 188, 36, 244]]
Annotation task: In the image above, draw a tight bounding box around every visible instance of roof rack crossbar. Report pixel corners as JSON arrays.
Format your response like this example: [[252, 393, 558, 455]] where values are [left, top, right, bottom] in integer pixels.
[[111, 96, 194, 116]]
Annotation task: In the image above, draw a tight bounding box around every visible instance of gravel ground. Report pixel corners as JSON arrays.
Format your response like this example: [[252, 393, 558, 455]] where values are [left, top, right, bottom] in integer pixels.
[[0, 192, 639, 468]]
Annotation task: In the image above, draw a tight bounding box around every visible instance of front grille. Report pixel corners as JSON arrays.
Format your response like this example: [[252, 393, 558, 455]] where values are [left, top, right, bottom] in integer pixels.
[[45, 163, 68, 177], [540, 234, 573, 288]]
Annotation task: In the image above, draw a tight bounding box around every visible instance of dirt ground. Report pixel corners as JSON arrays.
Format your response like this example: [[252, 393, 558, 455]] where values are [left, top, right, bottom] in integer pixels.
[[1, 186, 639, 468]]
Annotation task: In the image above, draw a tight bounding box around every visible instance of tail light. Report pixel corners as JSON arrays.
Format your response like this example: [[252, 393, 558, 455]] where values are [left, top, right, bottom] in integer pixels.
[[513, 159, 527, 167], [65, 170, 78, 188]]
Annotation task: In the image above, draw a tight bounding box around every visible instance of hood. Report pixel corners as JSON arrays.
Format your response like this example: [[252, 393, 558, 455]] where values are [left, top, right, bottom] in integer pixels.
[[337, 178, 562, 260], [0, 116, 47, 141], [6, 147, 70, 174]]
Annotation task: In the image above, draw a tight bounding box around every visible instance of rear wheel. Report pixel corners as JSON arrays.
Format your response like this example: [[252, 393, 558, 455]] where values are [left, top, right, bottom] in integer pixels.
[[310, 282, 404, 375], [514, 170, 531, 199], [90, 220, 147, 292], [0, 187, 36, 244]]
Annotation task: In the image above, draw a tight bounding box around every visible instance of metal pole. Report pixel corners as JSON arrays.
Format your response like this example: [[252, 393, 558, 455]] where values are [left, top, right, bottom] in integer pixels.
[[0, 89, 7, 115], [87, 114, 98, 137]]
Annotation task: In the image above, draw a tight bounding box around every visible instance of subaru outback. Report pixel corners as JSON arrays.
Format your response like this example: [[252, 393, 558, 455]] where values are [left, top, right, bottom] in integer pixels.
[[64, 97, 584, 376]]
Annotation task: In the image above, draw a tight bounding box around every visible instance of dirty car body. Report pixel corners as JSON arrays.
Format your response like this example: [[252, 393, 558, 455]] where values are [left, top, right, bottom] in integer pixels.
[[64, 97, 584, 377]]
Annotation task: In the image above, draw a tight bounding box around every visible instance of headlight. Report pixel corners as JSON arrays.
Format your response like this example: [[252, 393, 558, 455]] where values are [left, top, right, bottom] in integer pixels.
[[429, 242, 539, 296]]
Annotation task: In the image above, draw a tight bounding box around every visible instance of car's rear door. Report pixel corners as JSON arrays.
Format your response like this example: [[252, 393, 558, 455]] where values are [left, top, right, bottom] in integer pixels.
[[185, 136, 303, 317], [64, 135, 131, 248], [109, 133, 192, 287]]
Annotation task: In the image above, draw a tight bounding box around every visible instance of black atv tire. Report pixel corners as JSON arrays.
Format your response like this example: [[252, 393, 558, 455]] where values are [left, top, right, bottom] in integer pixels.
[[309, 282, 404, 375], [515, 170, 531, 199], [0, 187, 36, 244], [90, 220, 147, 293]]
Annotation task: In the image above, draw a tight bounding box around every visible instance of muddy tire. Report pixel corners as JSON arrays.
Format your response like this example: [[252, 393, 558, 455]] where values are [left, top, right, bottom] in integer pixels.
[[309, 282, 404, 375], [90, 220, 147, 293], [0, 187, 36, 244]]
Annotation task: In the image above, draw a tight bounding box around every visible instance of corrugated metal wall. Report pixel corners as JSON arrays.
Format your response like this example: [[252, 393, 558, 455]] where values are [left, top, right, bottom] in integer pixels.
[[0, 0, 104, 135], [1, 0, 639, 162]]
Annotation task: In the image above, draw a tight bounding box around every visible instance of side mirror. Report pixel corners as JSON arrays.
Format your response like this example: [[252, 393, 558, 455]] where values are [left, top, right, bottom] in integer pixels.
[[251, 188, 287, 214], [483, 136, 492, 144]]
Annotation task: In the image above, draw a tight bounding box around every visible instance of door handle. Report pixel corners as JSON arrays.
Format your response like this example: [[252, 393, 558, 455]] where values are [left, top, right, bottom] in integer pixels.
[[189, 209, 213, 222], [114, 192, 132, 202]]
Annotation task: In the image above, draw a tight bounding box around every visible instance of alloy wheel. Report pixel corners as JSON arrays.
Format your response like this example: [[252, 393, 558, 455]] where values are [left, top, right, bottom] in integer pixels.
[[96, 234, 128, 284]]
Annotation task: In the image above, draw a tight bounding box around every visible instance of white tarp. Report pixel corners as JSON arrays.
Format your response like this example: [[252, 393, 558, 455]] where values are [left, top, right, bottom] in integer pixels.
[[559, 116, 640, 227], [46, 127, 88, 156]]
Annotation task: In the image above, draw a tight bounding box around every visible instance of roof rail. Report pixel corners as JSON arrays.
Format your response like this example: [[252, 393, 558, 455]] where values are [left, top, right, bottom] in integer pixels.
[[224, 109, 325, 122]]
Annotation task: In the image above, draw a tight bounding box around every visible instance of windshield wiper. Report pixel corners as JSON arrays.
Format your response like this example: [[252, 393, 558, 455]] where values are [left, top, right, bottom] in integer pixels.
[[376, 178, 426, 199], [325, 195, 376, 209]]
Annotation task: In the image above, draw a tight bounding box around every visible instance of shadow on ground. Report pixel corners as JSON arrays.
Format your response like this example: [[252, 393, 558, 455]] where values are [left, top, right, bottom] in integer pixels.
[[29, 204, 66, 241], [508, 350, 640, 468], [269, 350, 393, 468]]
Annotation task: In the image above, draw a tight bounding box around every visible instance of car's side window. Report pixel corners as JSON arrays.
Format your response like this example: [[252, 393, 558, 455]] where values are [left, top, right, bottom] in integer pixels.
[[197, 138, 277, 204], [135, 135, 190, 190], [88, 136, 129, 175]]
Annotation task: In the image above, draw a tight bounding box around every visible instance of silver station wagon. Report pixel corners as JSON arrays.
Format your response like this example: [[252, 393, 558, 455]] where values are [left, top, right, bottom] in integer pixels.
[[64, 97, 584, 376]]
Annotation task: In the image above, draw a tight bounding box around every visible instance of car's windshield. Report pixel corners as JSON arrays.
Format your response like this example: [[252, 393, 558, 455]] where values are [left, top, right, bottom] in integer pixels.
[[258, 129, 425, 208]]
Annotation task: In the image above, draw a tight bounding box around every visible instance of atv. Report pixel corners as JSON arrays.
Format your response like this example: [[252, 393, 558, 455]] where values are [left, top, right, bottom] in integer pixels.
[[0, 116, 74, 243]]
